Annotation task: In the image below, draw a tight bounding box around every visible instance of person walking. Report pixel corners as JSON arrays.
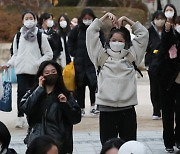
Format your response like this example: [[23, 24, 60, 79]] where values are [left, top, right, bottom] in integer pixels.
[[57, 15, 71, 68], [68, 8, 105, 116], [38, 13, 63, 62], [86, 12, 148, 145], [20, 60, 81, 154], [145, 10, 166, 120], [157, 14, 180, 153], [3, 10, 53, 128]]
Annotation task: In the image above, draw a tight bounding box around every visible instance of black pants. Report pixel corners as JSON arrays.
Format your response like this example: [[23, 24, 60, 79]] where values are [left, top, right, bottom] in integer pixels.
[[17, 74, 35, 117], [148, 70, 161, 116], [99, 107, 137, 145], [76, 75, 96, 109], [160, 82, 180, 148]]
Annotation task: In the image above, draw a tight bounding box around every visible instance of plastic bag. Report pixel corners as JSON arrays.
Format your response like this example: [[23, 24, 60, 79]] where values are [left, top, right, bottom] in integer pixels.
[[0, 69, 12, 112], [63, 62, 75, 91]]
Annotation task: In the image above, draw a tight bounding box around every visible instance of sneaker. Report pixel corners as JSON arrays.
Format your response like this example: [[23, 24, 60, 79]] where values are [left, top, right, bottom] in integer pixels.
[[81, 109, 85, 116], [152, 115, 161, 120], [15, 117, 26, 128], [176, 143, 180, 150], [165, 147, 174, 153], [90, 108, 100, 115]]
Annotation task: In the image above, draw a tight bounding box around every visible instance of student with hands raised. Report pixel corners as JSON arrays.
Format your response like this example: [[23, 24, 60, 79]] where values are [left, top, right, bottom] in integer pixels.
[[86, 12, 149, 145]]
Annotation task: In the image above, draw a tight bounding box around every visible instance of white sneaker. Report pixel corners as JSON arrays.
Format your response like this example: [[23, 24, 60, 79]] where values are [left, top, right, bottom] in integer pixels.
[[81, 109, 85, 117], [15, 117, 26, 128], [152, 115, 161, 120], [90, 106, 100, 115]]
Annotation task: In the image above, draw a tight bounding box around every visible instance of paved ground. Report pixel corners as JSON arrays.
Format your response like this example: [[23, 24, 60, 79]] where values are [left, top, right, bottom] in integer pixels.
[[0, 72, 179, 154]]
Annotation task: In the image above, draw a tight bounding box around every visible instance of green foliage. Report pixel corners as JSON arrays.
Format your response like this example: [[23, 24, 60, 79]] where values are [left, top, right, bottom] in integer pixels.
[[0, 6, 147, 42]]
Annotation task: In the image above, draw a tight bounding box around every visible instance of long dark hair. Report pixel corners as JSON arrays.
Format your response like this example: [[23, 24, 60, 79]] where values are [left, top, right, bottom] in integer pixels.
[[0, 121, 11, 152], [35, 60, 70, 97], [37, 13, 53, 29], [78, 8, 96, 25], [106, 27, 132, 49], [163, 3, 177, 23], [26, 136, 58, 154], [58, 14, 70, 35]]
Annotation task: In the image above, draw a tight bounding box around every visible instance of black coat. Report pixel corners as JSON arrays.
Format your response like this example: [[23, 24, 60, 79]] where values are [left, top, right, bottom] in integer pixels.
[[158, 28, 180, 90], [20, 86, 81, 154], [67, 23, 105, 87], [145, 24, 162, 75], [44, 28, 63, 61]]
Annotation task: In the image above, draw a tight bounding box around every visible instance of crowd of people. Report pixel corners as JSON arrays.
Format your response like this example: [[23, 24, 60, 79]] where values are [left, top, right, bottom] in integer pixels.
[[0, 2, 180, 154]]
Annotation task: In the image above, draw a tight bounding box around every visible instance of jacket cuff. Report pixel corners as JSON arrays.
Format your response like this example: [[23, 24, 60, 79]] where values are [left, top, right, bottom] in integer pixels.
[[131, 21, 141, 31], [91, 18, 103, 30]]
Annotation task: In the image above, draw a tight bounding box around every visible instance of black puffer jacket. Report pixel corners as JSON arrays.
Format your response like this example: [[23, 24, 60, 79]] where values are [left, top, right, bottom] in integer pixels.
[[68, 23, 105, 87], [145, 22, 162, 74], [20, 86, 81, 154], [158, 28, 180, 90], [43, 28, 63, 61]]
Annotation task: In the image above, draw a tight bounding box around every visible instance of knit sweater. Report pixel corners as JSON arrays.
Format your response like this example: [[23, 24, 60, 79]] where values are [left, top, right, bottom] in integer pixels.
[[8, 27, 53, 75], [86, 19, 149, 108]]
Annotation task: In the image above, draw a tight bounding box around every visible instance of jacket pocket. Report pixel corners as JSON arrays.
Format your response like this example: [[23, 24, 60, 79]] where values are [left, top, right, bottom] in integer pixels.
[[98, 77, 136, 103]]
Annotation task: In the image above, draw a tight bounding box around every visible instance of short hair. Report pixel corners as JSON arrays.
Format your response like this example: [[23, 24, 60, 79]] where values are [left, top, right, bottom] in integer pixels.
[[100, 138, 125, 154], [0, 121, 11, 152], [152, 10, 166, 21], [26, 135, 58, 154], [107, 27, 132, 49]]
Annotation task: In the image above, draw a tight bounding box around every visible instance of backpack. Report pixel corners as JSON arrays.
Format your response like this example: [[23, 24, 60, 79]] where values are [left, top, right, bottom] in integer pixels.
[[16, 31, 43, 56], [97, 51, 143, 77]]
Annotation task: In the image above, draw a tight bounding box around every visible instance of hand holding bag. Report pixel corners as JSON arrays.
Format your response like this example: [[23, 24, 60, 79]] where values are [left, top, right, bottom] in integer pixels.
[[0, 69, 12, 112]]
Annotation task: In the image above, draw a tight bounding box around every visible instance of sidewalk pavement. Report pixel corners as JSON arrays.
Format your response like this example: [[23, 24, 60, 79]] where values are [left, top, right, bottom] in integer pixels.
[[1, 72, 179, 154], [10, 130, 179, 154]]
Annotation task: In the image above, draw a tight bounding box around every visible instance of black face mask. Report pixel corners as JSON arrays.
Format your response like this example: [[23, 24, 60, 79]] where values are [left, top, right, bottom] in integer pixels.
[[44, 74, 58, 86]]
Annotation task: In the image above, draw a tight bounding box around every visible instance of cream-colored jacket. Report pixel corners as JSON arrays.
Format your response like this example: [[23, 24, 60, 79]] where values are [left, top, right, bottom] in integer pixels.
[[8, 27, 53, 75], [86, 18, 149, 107]]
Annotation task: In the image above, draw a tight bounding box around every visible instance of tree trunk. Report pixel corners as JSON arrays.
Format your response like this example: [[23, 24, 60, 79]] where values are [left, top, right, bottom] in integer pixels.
[[77, 0, 87, 7]]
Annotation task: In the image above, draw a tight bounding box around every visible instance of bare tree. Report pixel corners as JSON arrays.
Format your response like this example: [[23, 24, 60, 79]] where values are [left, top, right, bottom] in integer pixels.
[[77, 0, 87, 7]]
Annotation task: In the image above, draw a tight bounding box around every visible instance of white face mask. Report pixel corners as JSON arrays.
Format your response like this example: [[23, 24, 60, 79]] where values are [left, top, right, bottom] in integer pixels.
[[154, 19, 165, 27], [47, 19, 54, 28], [109, 41, 125, 52], [83, 19, 93, 26], [175, 25, 180, 33], [59, 20, 67, 28], [165, 11, 174, 19], [24, 19, 35, 29]]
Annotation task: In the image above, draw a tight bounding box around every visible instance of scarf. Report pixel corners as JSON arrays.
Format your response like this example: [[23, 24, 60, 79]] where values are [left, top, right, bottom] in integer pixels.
[[21, 25, 36, 42]]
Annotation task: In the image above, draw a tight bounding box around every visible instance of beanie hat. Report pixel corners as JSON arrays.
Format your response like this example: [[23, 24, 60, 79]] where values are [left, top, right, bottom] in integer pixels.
[[118, 141, 147, 154]]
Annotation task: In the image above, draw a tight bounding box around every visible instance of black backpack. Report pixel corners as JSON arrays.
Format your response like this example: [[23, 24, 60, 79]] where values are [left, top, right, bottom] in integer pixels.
[[10, 31, 43, 56]]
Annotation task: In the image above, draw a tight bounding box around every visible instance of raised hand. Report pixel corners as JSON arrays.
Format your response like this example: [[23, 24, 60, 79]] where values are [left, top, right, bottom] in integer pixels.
[[39, 76, 45, 87], [165, 21, 171, 32], [118, 16, 135, 28], [100, 12, 117, 26], [58, 93, 67, 103]]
